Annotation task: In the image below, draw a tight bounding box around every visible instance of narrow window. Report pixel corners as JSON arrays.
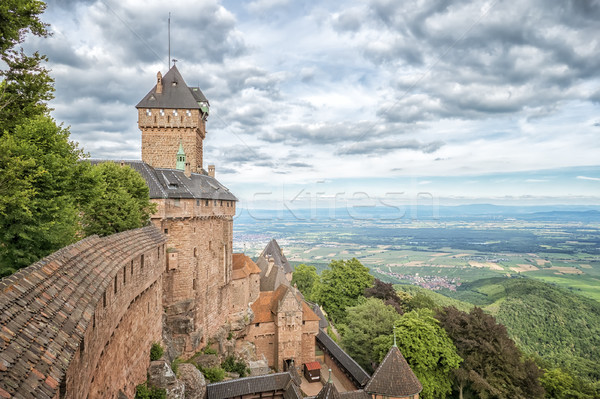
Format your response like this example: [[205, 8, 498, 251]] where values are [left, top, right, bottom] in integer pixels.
[[167, 115, 170, 123], [123, 266, 126, 284], [141, 254, 145, 269], [193, 279, 196, 290], [164, 228, 168, 234], [93, 314, 95, 329], [114, 275, 118, 294], [154, 115, 157, 123], [193, 248, 197, 258], [158, 247, 160, 258], [103, 292, 107, 307], [213, 200, 217, 206], [196, 199, 200, 206], [205, 200, 209, 206], [220, 200, 223, 206], [131, 260, 134, 275], [80, 338, 85, 354]]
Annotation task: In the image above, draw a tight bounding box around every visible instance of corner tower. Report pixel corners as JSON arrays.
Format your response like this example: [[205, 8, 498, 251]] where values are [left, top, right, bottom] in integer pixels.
[[136, 65, 209, 173]]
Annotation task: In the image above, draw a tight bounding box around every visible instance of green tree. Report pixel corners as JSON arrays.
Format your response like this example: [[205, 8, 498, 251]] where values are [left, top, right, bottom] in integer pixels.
[[0, 0, 48, 54], [0, 116, 86, 272], [436, 306, 544, 399], [374, 309, 462, 399], [291, 264, 320, 301], [341, 297, 401, 373], [0, 1, 53, 134], [314, 258, 374, 324], [81, 162, 155, 237]]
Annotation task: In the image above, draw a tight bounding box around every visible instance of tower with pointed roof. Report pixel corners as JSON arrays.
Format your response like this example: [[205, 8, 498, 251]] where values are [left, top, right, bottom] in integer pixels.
[[364, 344, 423, 399], [136, 65, 209, 173]]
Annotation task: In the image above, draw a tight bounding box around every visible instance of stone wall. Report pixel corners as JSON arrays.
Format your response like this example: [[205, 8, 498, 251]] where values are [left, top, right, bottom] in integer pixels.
[[0, 227, 167, 399], [152, 198, 235, 357]]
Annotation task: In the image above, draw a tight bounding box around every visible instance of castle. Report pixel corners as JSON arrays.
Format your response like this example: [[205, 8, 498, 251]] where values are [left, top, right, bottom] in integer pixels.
[[0, 66, 422, 399]]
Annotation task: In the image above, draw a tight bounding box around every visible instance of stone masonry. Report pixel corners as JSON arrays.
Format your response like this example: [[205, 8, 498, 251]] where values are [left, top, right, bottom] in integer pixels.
[[0, 227, 167, 399]]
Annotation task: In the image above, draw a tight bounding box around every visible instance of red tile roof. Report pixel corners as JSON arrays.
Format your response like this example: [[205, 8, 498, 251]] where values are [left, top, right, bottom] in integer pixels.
[[250, 285, 321, 324], [305, 361, 321, 371], [232, 253, 261, 280]]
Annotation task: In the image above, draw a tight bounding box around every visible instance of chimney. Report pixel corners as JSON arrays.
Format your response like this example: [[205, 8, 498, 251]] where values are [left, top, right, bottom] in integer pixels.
[[156, 71, 163, 94], [208, 165, 215, 178], [184, 162, 191, 177]]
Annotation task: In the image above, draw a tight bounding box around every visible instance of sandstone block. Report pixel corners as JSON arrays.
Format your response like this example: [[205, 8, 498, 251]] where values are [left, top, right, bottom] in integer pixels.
[[177, 363, 206, 399]]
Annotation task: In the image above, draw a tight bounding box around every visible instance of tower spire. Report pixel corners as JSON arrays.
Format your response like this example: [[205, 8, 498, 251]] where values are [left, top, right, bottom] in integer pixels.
[[176, 140, 186, 171], [393, 326, 397, 347]]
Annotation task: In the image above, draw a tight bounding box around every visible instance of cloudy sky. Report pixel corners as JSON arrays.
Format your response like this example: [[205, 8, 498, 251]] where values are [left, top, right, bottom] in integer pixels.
[[28, 0, 600, 206]]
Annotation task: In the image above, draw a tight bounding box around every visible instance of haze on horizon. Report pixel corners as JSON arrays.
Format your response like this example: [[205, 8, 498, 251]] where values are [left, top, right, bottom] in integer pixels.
[[29, 0, 600, 205]]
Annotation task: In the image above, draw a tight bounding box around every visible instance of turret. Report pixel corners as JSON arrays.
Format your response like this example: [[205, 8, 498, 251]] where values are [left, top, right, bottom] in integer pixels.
[[136, 65, 210, 173]]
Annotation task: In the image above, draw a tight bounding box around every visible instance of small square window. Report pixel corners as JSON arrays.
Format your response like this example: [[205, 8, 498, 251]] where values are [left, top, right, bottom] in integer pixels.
[[255, 323, 260, 327], [205, 200, 209, 206], [159, 109, 165, 116], [146, 109, 152, 116]]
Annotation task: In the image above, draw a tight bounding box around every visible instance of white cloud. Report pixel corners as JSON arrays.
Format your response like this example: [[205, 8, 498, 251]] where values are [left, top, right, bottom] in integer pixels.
[[577, 176, 600, 181]]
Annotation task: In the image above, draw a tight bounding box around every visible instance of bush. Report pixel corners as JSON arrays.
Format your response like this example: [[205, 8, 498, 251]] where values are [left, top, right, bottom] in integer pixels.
[[221, 355, 250, 377], [202, 345, 217, 355], [150, 342, 164, 361], [199, 366, 225, 383], [135, 383, 166, 399]]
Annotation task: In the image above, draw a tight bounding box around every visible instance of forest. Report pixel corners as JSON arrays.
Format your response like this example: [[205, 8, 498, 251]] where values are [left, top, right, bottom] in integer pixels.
[[292, 260, 600, 399]]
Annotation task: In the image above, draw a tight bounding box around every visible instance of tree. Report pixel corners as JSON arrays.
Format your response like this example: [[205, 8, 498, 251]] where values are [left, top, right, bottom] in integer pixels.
[[364, 278, 405, 314], [80, 162, 156, 237], [314, 258, 374, 324], [341, 297, 401, 373], [374, 309, 462, 399], [0, 1, 53, 134], [0, 116, 86, 272], [436, 306, 544, 399], [291, 264, 320, 301]]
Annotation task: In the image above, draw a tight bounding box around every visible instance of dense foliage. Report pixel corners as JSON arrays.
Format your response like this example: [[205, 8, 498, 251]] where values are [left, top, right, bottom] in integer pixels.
[[374, 309, 462, 399], [313, 258, 374, 324], [81, 162, 155, 237], [341, 297, 401, 372], [0, 116, 85, 272], [221, 356, 250, 377], [0, 1, 155, 276], [445, 277, 600, 382], [291, 263, 320, 301], [436, 306, 544, 399], [364, 279, 405, 314]]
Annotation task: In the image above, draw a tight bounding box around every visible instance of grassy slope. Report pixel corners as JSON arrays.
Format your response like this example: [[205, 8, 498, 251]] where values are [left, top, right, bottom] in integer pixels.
[[442, 277, 600, 381]]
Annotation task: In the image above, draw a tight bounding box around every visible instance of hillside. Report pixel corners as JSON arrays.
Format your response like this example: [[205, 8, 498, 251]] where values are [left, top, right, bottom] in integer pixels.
[[394, 284, 473, 312], [442, 277, 600, 381]]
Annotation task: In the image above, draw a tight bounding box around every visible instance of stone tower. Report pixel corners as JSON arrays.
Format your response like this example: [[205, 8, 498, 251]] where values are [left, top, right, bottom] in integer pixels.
[[136, 65, 209, 173]]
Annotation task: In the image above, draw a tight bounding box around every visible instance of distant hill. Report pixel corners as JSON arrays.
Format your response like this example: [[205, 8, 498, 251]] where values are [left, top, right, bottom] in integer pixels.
[[442, 277, 600, 381], [394, 284, 473, 312]]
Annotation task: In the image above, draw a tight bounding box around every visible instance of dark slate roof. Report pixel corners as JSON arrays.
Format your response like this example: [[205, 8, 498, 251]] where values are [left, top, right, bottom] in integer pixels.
[[316, 330, 370, 387], [136, 65, 208, 109], [283, 382, 303, 399], [364, 346, 422, 397], [88, 160, 237, 201], [206, 372, 296, 399], [309, 302, 329, 329], [260, 239, 293, 274], [315, 381, 341, 399], [256, 256, 290, 292], [0, 227, 166, 399], [340, 391, 371, 399]]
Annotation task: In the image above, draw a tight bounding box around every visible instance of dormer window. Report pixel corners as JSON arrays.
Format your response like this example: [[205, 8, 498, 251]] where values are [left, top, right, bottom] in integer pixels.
[[172, 81, 178, 86], [146, 109, 152, 116], [159, 109, 165, 116]]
